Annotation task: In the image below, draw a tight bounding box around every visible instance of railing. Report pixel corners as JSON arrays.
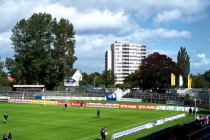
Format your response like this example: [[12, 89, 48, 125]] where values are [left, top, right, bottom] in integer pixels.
[[0, 90, 108, 99]]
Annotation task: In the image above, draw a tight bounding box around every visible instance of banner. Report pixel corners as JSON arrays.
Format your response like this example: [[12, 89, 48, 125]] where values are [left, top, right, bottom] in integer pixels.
[[188, 75, 192, 89], [8, 99, 32, 104], [166, 100, 184, 105], [171, 73, 176, 86], [179, 75, 183, 87], [57, 101, 86, 107], [119, 98, 142, 102], [111, 114, 186, 139]]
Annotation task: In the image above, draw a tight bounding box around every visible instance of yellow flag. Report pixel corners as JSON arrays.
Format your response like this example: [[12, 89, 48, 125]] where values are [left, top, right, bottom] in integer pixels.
[[171, 73, 176, 86], [188, 76, 192, 89]]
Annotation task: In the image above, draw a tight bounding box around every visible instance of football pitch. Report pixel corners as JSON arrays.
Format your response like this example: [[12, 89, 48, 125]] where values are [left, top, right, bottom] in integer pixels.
[[0, 102, 193, 140]]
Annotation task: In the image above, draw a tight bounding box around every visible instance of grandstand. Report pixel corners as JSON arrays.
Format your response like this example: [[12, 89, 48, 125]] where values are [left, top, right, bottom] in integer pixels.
[[139, 120, 210, 140]]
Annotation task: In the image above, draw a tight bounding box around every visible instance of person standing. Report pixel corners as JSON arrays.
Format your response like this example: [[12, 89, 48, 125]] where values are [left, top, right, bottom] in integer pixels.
[[2, 134, 7, 140], [2, 112, 8, 124], [4, 113, 8, 121], [64, 103, 68, 110], [80, 101, 83, 107], [97, 109, 100, 118], [189, 107, 192, 116], [7, 131, 11, 140], [193, 107, 196, 115], [100, 127, 107, 140]]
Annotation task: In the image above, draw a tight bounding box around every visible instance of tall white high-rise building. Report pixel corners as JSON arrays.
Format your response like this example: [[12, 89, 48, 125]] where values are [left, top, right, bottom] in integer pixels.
[[105, 41, 146, 84]]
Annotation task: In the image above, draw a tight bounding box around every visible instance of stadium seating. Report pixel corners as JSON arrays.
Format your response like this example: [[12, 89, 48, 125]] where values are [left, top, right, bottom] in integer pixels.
[[139, 121, 210, 140]]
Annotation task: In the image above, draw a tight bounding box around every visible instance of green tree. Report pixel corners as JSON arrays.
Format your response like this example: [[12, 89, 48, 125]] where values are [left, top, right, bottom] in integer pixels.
[[177, 47, 190, 88], [79, 72, 89, 86], [101, 70, 115, 88], [203, 70, 210, 87], [123, 70, 140, 90], [139, 52, 181, 91], [0, 59, 4, 74], [0, 59, 8, 86], [79, 71, 115, 88], [192, 74, 209, 88], [6, 13, 76, 89]]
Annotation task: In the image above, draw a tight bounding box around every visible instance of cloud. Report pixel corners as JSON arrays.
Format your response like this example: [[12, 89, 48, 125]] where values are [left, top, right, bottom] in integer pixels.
[[57, 0, 210, 24], [0, 32, 10, 43], [191, 53, 210, 74], [149, 49, 177, 59], [75, 28, 190, 53], [152, 0, 210, 24], [0, 0, 42, 32], [1, 0, 209, 33], [154, 9, 182, 25], [74, 34, 116, 73], [0, 31, 13, 59], [124, 28, 190, 43], [191, 53, 210, 67], [34, 3, 137, 35]]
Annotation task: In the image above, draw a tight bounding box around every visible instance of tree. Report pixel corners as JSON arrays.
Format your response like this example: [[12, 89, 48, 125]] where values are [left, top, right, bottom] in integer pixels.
[[203, 70, 210, 87], [123, 70, 140, 90], [79, 71, 115, 88], [139, 52, 181, 91], [6, 13, 76, 89], [192, 74, 209, 88], [0, 58, 8, 86], [177, 47, 190, 88], [101, 70, 115, 88], [0, 59, 4, 74]]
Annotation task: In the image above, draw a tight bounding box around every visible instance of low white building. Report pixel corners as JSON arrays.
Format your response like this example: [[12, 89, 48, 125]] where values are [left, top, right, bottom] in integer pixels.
[[64, 69, 82, 87]]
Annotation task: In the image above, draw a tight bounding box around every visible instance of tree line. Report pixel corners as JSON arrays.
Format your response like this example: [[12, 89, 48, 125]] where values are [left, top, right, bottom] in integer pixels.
[[123, 49, 210, 91]]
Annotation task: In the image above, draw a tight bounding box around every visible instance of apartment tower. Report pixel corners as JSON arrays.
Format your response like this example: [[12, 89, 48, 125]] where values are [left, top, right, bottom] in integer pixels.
[[105, 41, 146, 84]]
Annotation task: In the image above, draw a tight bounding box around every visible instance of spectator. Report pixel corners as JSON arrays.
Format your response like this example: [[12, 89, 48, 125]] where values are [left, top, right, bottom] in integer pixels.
[[189, 107, 192, 116], [193, 108, 196, 115]]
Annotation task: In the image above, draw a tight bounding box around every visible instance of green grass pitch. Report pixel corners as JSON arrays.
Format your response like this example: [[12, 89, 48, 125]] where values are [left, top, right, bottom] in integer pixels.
[[0, 102, 194, 140]]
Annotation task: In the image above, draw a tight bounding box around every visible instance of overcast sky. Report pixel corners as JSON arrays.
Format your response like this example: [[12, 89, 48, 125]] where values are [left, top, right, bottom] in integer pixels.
[[0, 0, 210, 74]]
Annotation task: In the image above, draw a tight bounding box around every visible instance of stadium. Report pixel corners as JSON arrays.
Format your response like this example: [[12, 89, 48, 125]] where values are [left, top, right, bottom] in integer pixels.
[[0, 85, 210, 140]]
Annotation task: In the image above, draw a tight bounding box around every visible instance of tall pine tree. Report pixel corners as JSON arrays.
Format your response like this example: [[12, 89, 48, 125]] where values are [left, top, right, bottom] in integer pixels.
[[177, 47, 190, 88]]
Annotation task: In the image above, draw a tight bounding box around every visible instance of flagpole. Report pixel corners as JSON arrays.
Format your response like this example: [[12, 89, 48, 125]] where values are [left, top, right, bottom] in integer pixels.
[[194, 99, 197, 120]]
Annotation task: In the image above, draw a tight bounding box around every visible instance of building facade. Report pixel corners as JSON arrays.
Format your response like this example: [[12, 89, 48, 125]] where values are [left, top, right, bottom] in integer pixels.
[[105, 41, 146, 84], [64, 69, 83, 88]]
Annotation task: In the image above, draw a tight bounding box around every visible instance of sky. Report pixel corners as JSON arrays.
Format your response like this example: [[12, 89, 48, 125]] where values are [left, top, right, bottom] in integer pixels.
[[0, 0, 210, 74]]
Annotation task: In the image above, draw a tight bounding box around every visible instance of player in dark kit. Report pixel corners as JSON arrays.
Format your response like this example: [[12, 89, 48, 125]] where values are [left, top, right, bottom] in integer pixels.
[[2, 112, 8, 124], [100, 127, 107, 140], [2, 134, 7, 140], [96, 109, 100, 118], [7, 131, 12, 140], [64, 103, 67, 110]]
